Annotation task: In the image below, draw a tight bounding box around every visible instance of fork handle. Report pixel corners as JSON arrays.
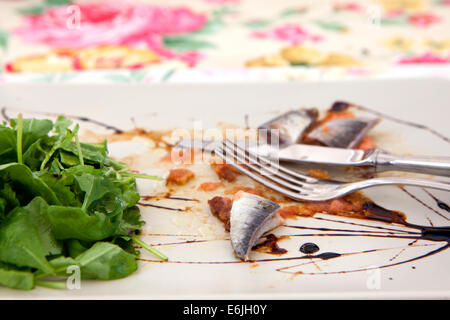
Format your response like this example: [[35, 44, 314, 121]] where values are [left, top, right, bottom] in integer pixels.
[[375, 150, 450, 177]]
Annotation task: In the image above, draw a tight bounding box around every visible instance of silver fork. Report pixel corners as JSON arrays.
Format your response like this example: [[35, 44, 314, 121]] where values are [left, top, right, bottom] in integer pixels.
[[215, 139, 450, 202]]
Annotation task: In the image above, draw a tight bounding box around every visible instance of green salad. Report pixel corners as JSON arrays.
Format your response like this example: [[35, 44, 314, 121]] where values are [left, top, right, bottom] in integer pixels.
[[0, 115, 166, 290]]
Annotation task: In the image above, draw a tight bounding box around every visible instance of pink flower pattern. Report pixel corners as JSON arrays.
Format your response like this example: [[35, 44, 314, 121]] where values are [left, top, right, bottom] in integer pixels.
[[14, 2, 208, 66], [398, 52, 450, 64], [4, 0, 450, 73], [408, 12, 440, 27], [251, 24, 323, 45]]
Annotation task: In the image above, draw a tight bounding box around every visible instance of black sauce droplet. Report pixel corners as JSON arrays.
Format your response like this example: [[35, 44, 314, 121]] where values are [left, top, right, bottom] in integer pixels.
[[300, 242, 320, 254], [437, 201, 450, 213], [315, 252, 341, 260]]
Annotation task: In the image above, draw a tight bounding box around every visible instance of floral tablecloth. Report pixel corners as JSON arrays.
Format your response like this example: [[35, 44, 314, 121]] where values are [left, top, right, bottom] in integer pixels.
[[0, 0, 449, 83]]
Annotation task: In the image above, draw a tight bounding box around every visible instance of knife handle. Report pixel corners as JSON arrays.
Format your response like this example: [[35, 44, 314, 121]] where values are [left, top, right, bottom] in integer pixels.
[[375, 150, 450, 177]]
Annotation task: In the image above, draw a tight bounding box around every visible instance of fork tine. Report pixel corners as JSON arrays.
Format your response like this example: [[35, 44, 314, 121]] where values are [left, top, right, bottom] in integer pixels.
[[221, 143, 305, 193], [225, 139, 319, 189], [219, 140, 313, 195], [228, 139, 318, 184], [215, 143, 305, 200], [222, 140, 315, 192]]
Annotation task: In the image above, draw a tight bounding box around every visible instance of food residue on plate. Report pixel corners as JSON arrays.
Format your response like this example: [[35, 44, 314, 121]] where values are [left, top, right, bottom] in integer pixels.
[[78, 101, 424, 262]]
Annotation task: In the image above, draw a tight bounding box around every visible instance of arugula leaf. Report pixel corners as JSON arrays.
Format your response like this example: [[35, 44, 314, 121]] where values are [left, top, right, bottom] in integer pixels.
[[40, 117, 76, 170], [48, 256, 77, 271], [0, 198, 5, 222], [59, 150, 81, 167], [0, 262, 34, 290], [112, 236, 140, 256], [0, 163, 60, 205], [75, 242, 137, 280], [47, 206, 119, 241], [26, 197, 62, 256], [37, 171, 79, 207], [16, 114, 23, 164], [10, 117, 53, 153], [62, 140, 108, 166], [117, 206, 144, 235], [0, 183, 20, 214], [0, 127, 17, 165], [0, 115, 166, 290], [44, 242, 138, 280], [73, 170, 115, 212], [0, 201, 54, 274], [53, 116, 73, 135], [23, 138, 50, 171], [66, 239, 91, 258]]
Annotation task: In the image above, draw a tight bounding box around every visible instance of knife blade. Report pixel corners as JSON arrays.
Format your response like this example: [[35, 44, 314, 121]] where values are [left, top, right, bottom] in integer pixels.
[[175, 138, 374, 167], [175, 139, 450, 177]]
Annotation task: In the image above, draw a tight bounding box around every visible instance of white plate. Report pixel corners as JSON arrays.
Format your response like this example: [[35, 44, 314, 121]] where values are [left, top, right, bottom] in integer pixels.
[[0, 78, 449, 299]]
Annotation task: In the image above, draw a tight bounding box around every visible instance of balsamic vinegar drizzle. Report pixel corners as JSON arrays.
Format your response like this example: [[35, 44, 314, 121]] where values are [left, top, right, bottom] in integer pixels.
[[354, 104, 450, 144], [274, 242, 448, 275], [137, 241, 447, 274], [1, 108, 9, 122], [312, 216, 419, 234], [286, 233, 420, 240], [406, 224, 450, 242], [422, 189, 450, 213], [137, 239, 210, 247], [400, 187, 450, 221], [1, 107, 124, 133], [74, 116, 123, 133], [361, 201, 406, 224], [138, 202, 187, 212], [137, 214, 449, 276], [165, 196, 199, 202], [389, 248, 406, 262], [138, 194, 197, 212], [283, 225, 420, 237], [141, 194, 198, 202], [139, 232, 203, 237]]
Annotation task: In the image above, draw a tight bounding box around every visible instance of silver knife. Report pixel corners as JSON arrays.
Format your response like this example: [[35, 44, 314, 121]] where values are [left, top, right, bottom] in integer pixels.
[[176, 139, 450, 177]]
